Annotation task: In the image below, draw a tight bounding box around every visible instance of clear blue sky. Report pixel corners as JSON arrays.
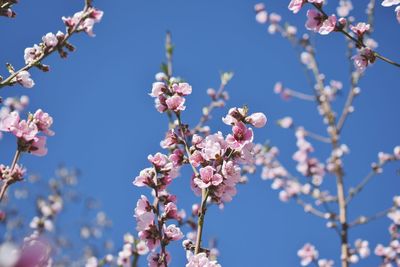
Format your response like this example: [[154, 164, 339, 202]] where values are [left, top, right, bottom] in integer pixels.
[[0, 0, 399, 266]]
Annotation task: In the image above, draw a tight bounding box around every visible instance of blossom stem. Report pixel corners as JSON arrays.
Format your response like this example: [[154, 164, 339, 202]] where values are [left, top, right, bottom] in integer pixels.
[[348, 207, 395, 227], [175, 112, 209, 254], [194, 188, 209, 254], [0, 1, 93, 89], [0, 149, 21, 201], [154, 189, 168, 267]]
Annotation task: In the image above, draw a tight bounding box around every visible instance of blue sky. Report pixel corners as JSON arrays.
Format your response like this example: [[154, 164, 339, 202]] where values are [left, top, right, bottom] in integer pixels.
[[0, 0, 400, 266]]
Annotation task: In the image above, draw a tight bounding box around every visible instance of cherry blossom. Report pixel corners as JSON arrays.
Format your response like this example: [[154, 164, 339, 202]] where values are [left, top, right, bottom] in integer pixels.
[[305, 9, 337, 35]]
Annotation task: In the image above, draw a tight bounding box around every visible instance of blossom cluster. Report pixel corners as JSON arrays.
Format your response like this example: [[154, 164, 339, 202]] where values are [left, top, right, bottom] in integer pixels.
[[133, 68, 266, 266], [0, 109, 54, 156], [297, 243, 334, 267]]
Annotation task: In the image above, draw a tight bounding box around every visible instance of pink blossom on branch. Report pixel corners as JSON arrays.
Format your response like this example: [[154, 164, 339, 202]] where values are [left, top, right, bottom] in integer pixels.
[[305, 9, 337, 35]]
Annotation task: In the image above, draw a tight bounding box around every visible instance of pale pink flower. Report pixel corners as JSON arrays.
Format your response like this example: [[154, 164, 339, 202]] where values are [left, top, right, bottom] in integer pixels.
[[164, 224, 183, 241], [274, 82, 283, 94], [24, 45, 42, 65], [352, 48, 374, 72], [222, 161, 241, 185], [394, 196, 400, 207], [255, 3, 268, 24], [355, 239, 370, 258], [155, 72, 168, 81], [186, 252, 221, 267], [0, 111, 20, 132], [305, 9, 337, 35], [42, 32, 58, 48], [198, 132, 227, 161], [172, 83, 192, 96], [33, 109, 54, 136], [165, 95, 186, 112], [350, 22, 370, 37], [221, 107, 246, 126], [396, 6, 400, 23], [0, 163, 26, 181], [246, 112, 267, 128], [337, 0, 353, 17], [163, 202, 178, 219], [189, 150, 204, 167], [318, 259, 334, 267], [278, 116, 293, 128], [194, 166, 223, 189], [269, 13, 281, 23], [136, 212, 154, 232], [148, 153, 169, 169], [62, 8, 103, 36], [30, 136, 48, 156], [136, 240, 149, 255], [382, 0, 400, 7], [388, 209, 400, 225], [15, 71, 35, 88], [394, 146, 400, 159], [135, 195, 151, 217], [133, 168, 155, 187], [298, 243, 319, 266], [288, 0, 305, 14], [149, 82, 166, 97], [226, 122, 253, 149], [13, 120, 38, 141]]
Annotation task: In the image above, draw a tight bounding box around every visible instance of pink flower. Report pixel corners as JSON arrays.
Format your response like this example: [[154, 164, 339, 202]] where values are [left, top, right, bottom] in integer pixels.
[[148, 153, 169, 168], [164, 224, 183, 241], [172, 83, 192, 96], [24, 45, 42, 65], [318, 259, 334, 267], [352, 48, 375, 72], [222, 161, 241, 184], [255, 3, 268, 24], [221, 107, 246, 126], [382, 0, 400, 7], [62, 8, 103, 37], [355, 239, 370, 258], [15, 71, 35, 88], [30, 136, 48, 156], [396, 6, 400, 23], [0, 163, 26, 181], [150, 82, 166, 97], [246, 112, 267, 128], [13, 120, 38, 142], [155, 95, 168, 113], [0, 111, 20, 132], [169, 149, 184, 167], [33, 109, 54, 136], [194, 166, 223, 189], [189, 150, 204, 167], [226, 122, 253, 149], [278, 116, 293, 128], [147, 252, 171, 267], [288, 0, 305, 14], [165, 95, 186, 112], [186, 252, 221, 267], [42, 32, 58, 48], [198, 132, 227, 161], [133, 168, 155, 187], [388, 209, 400, 225], [298, 243, 319, 266], [135, 195, 151, 217], [350, 22, 370, 37], [163, 202, 178, 219], [305, 9, 337, 35], [136, 212, 154, 232]]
